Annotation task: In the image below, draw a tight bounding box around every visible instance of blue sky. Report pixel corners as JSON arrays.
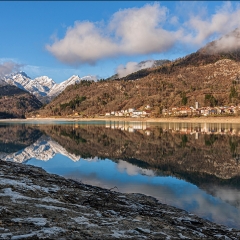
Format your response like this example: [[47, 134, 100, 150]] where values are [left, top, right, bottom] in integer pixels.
[[0, 1, 240, 83]]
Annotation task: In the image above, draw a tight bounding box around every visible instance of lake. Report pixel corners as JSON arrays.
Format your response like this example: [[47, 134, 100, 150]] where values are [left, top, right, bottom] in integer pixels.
[[1, 120, 240, 229]]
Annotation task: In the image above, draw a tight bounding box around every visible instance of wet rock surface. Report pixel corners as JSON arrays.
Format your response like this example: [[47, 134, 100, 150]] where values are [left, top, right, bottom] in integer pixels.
[[0, 160, 239, 239]]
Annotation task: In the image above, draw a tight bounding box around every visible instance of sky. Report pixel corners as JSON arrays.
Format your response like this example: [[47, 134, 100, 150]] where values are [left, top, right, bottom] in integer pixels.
[[0, 1, 240, 83]]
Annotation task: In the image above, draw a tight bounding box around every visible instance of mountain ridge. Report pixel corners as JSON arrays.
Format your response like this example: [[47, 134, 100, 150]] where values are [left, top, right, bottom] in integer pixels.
[[1, 72, 96, 103], [35, 57, 240, 117], [0, 85, 43, 119]]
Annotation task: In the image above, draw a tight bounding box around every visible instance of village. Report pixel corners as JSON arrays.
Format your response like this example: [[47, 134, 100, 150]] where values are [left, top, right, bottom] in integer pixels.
[[104, 105, 152, 118], [104, 102, 240, 118]]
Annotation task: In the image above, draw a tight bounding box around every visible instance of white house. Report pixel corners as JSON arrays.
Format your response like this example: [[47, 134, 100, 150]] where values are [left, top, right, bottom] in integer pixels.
[[128, 108, 135, 113], [132, 111, 143, 116]]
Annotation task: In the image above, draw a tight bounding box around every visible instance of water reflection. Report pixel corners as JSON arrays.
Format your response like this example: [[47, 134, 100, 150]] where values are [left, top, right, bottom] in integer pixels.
[[0, 121, 240, 229], [106, 121, 240, 135], [27, 156, 240, 229], [0, 123, 42, 153]]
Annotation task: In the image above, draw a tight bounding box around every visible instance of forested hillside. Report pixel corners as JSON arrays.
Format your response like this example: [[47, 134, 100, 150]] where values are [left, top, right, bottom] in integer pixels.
[[0, 85, 43, 118]]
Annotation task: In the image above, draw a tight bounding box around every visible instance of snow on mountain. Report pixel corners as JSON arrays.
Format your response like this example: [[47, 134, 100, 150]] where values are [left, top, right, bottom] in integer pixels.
[[3, 71, 31, 90], [48, 75, 80, 97], [2, 72, 54, 97], [1, 72, 96, 102], [25, 76, 55, 97], [0, 136, 80, 163], [48, 75, 96, 97]]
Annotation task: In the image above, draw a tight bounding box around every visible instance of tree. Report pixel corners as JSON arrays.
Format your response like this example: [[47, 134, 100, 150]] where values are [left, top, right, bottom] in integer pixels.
[[181, 92, 188, 105], [229, 86, 238, 103], [205, 94, 218, 107]]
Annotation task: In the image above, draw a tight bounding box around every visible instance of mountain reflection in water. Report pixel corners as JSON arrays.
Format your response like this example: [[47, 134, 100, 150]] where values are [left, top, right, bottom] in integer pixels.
[[0, 121, 240, 229]]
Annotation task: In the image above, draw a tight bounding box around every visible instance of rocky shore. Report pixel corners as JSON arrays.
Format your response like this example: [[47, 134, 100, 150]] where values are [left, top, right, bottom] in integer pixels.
[[0, 160, 240, 239]]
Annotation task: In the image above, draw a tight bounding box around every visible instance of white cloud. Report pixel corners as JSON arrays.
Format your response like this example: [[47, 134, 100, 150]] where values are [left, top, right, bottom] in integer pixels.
[[46, 2, 240, 66], [116, 60, 154, 78], [117, 62, 139, 78], [182, 2, 240, 46], [117, 160, 155, 176], [207, 28, 240, 53], [211, 186, 240, 206], [109, 3, 174, 55], [46, 3, 176, 65], [0, 61, 23, 78], [46, 21, 119, 65], [169, 16, 179, 25]]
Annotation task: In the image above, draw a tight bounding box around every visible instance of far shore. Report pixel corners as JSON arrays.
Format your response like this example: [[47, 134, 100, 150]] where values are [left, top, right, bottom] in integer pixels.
[[1, 116, 240, 123]]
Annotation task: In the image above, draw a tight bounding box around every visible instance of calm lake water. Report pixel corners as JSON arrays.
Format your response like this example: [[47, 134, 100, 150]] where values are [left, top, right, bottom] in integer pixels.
[[1, 120, 240, 229]]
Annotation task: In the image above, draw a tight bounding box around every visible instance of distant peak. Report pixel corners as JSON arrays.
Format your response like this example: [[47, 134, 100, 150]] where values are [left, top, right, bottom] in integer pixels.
[[3, 71, 31, 80], [18, 71, 31, 79]]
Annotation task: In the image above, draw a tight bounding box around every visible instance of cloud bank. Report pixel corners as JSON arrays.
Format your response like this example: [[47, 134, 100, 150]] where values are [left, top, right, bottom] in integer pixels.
[[206, 28, 240, 54], [46, 2, 240, 65]]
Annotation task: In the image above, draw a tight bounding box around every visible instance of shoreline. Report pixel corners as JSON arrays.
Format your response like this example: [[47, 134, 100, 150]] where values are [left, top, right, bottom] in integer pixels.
[[1, 116, 240, 123], [1, 160, 239, 239]]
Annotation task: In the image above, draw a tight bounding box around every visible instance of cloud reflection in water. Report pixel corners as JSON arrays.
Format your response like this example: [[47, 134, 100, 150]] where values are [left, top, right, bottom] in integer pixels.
[[27, 156, 240, 229]]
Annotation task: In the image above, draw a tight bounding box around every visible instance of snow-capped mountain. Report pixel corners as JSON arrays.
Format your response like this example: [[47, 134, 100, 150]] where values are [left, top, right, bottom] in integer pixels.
[[26, 76, 56, 97], [3, 72, 32, 90], [0, 136, 80, 163], [1, 72, 96, 103], [48, 75, 96, 98]]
